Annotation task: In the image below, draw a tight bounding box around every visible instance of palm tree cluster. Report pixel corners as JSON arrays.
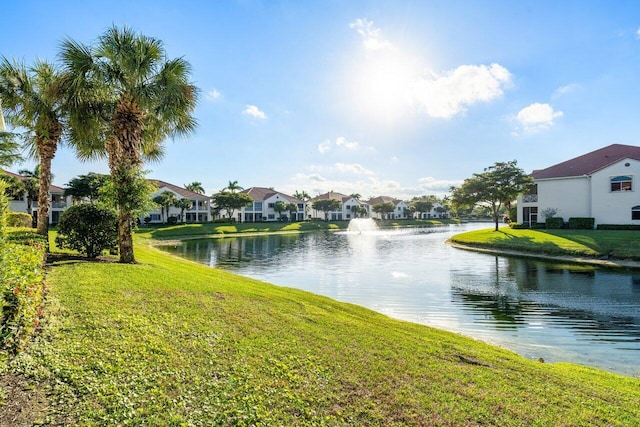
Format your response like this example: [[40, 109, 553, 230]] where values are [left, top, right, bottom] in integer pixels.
[[0, 26, 198, 262]]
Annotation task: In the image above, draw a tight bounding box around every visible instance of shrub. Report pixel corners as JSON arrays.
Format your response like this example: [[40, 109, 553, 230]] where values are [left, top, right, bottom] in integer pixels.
[[56, 203, 118, 258], [7, 212, 33, 228], [568, 217, 595, 230], [0, 242, 46, 354], [5, 228, 48, 246], [545, 217, 564, 229], [167, 216, 178, 225], [509, 222, 528, 229], [597, 224, 640, 230], [531, 222, 546, 229]]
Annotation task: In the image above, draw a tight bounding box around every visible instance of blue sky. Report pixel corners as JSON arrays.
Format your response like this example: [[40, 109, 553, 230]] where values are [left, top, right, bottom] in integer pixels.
[[3, 0, 640, 199]]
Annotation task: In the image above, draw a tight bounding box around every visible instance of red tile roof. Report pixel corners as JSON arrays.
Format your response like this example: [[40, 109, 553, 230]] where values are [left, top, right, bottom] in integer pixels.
[[312, 191, 350, 202], [531, 144, 640, 179], [366, 195, 401, 206], [241, 187, 303, 203], [150, 180, 211, 200], [1, 169, 65, 193]]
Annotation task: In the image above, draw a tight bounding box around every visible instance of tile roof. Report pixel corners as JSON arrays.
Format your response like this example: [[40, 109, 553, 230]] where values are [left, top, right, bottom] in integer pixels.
[[241, 187, 303, 203], [313, 191, 350, 202], [1, 169, 65, 193], [366, 195, 401, 206], [150, 180, 211, 200], [532, 144, 640, 179]]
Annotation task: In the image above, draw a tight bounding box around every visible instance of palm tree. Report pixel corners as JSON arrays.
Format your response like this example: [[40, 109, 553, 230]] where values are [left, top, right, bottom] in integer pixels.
[[61, 26, 198, 263], [293, 190, 310, 201], [175, 197, 193, 223], [225, 180, 243, 193], [350, 193, 362, 200], [184, 181, 205, 194], [0, 58, 66, 236], [153, 191, 178, 223], [18, 167, 40, 218]]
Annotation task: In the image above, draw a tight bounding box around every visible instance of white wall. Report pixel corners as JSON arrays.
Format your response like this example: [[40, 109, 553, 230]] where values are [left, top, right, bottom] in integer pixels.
[[537, 177, 591, 222], [590, 158, 640, 225]]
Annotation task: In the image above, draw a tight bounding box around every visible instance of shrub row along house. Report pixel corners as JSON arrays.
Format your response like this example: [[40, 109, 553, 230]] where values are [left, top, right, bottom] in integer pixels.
[[517, 144, 640, 228]]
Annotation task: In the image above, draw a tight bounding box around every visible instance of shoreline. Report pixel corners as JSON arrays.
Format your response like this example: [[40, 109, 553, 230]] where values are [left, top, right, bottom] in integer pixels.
[[447, 240, 640, 270]]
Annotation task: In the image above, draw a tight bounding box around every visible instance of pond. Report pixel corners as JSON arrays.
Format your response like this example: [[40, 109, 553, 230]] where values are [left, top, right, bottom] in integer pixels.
[[159, 222, 640, 377]]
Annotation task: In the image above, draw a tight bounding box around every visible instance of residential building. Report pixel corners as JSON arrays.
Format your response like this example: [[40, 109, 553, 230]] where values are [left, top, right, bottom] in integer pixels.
[[238, 187, 306, 222], [310, 191, 369, 221], [1, 169, 70, 225], [517, 144, 640, 227], [145, 180, 212, 224], [367, 196, 409, 220]]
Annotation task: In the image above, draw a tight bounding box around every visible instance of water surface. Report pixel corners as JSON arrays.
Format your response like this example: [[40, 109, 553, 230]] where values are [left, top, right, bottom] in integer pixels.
[[160, 223, 640, 376]]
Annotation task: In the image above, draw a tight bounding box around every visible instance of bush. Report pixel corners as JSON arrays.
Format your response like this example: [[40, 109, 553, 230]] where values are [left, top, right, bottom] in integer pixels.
[[568, 217, 595, 230], [56, 203, 118, 258], [545, 217, 564, 229], [597, 224, 640, 230], [5, 228, 48, 246], [0, 241, 46, 354], [167, 216, 178, 225], [531, 222, 546, 229], [509, 222, 528, 229], [7, 212, 33, 228]]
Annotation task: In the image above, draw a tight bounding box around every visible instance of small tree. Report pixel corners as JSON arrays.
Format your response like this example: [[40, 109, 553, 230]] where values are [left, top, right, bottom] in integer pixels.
[[55, 204, 118, 258], [212, 191, 252, 221], [274, 201, 287, 220], [312, 198, 341, 221], [175, 198, 194, 223], [450, 160, 533, 231], [184, 182, 205, 194], [286, 202, 299, 221], [153, 191, 178, 223], [64, 173, 110, 202], [372, 202, 395, 219]]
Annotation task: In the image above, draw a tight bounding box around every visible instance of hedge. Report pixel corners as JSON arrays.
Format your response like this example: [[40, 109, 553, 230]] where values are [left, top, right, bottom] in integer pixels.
[[597, 224, 640, 230], [568, 217, 595, 230], [545, 217, 564, 229], [7, 212, 33, 228]]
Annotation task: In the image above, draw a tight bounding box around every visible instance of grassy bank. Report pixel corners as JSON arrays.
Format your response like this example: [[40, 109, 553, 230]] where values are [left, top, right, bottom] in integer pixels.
[[135, 218, 459, 241], [450, 227, 640, 261], [3, 233, 640, 425]]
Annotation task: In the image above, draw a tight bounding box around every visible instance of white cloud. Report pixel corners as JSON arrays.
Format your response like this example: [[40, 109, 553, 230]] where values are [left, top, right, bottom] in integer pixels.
[[515, 103, 563, 133], [206, 88, 222, 101], [318, 139, 331, 154], [417, 176, 462, 193], [350, 18, 392, 51], [335, 136, 360, 150], [636, 28, 640, 39], [412, 64, 512, 118], [335, 163, 374, 176], [242, 105, 267, 119], [390, 156, 399, 162], [552, 83, 579, 98]]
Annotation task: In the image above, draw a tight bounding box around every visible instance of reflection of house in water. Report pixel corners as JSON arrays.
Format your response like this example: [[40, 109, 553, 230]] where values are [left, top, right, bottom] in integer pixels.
[[450, 256, 640, 340]]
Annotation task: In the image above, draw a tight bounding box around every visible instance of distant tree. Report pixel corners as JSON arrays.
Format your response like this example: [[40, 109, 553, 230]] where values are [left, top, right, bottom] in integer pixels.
[[184, 182, 205, 194], [17, 167, 39, 216], [450, 160, 532, 231], [286, 202, 298, 221], [225, 180, 243, 193], [274, 201, 287, 220], [153, 191, 178, 223], [372, 202, 395, 219], [413, 200, 434, 218], [64, 172, 110, 202], [349, 193, 362, 200], [175, 197, 193, 223], [293, 190, 310, 201], [55, 203, 118, 258], [212, 191, 252, 220], [312, 198, 341, 221]]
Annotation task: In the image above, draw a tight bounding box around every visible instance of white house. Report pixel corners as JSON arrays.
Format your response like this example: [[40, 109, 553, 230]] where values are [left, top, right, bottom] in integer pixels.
[[310, 191, 369, 221], [517, 144, 640, 227], [145, 180, 212, 224], [2, 169, 71, 225], [367, 196, 409, 220], [238, 187, 306, 222]]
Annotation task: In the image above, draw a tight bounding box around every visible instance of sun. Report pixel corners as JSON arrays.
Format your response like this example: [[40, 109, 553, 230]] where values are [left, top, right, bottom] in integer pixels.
[[349, 50, 418, 123]]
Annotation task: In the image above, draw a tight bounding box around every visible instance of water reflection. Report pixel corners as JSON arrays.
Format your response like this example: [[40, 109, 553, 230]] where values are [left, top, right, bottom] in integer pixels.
[[161, 224, 640, 376]]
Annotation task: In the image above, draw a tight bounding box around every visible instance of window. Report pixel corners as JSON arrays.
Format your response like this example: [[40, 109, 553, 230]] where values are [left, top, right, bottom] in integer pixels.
[[611, 176, 632, 192], [297, 203, 303, 210], [633, 206, 640, 220], [150, 214, 161, 221], [254, 201, 263, 211], [268, 203, 275, 208], [268, 214, 275, 220], [346, 205, 351, 210]]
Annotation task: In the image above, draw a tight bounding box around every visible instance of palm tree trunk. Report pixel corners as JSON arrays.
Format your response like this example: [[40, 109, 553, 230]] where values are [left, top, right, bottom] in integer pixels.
[[118, 209, 135, 262], [36, 131, 60, 238]]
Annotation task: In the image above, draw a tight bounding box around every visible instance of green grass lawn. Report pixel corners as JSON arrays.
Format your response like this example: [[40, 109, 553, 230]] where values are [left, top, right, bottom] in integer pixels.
[[4, 231, 640, 425], [450, 227, 640, 260], [135, 218, 459, 241]]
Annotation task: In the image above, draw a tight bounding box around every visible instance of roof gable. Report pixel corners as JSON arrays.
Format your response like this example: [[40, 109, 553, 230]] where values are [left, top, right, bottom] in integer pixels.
[[1, 169, 64, 193], [242, 187, 303, 203], [150, 180, 210, 200], [532, 144, 640, 179]]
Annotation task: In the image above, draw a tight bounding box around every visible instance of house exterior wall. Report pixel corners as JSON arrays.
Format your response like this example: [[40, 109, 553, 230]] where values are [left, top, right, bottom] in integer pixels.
[[145, 188, 211, 224], [537, 177, 591, 222], [9, 191, 70, 225], [590, 158, 640, 225], [240, 192, 306, 222]]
